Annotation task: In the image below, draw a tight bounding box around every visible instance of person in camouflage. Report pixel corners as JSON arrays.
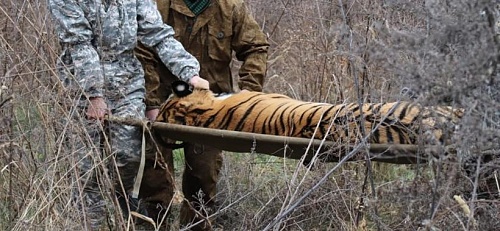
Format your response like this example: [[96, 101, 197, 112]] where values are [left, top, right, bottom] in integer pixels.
[[135, 0, 269, 230], [48, 0, 209, 229]]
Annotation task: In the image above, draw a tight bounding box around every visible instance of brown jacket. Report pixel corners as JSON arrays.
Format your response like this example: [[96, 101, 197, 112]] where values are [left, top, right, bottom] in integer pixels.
[[136, 0, 269, 109]]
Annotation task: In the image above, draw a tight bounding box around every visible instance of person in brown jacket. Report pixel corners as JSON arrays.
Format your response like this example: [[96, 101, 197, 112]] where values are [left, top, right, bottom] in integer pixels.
[[135, 0, 269, 230]]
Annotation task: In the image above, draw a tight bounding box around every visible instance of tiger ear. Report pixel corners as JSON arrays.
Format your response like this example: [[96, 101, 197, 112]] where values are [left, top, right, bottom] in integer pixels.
[[171, 81, 193, 97]]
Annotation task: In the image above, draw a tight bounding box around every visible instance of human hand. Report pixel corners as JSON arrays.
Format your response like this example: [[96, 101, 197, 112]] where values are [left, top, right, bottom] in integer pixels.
[[145, 109, 159, 121], [189, 76, 209, 89], [87, 97, 109, 120], [240, 89, 250, 93]]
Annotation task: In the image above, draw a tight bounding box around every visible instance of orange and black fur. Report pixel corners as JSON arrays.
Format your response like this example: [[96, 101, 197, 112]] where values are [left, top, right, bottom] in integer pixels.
[[156, 84, 463, 146]]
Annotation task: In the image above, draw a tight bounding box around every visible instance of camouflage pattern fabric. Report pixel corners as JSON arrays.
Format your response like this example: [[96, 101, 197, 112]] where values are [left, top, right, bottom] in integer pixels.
[[48, 0, 200, 229], [64, 97, 145, 229], [49, 0, 200, 98]]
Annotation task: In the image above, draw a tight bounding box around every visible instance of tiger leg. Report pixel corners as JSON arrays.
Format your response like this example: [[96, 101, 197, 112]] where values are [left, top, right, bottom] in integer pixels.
[[180, 143, 223, 231]]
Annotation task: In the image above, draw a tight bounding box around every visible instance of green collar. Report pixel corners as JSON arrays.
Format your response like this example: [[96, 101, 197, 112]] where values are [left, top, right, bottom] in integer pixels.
[[183, 0, 210, 16]]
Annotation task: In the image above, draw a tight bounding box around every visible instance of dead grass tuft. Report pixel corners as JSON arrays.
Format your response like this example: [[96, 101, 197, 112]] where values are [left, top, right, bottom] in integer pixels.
[[1, 0, 499, 230]]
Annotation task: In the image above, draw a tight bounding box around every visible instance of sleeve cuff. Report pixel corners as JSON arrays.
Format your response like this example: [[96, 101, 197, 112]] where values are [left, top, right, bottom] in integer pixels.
[[85, 87, 104, 99], [178, 68, 199, 82]]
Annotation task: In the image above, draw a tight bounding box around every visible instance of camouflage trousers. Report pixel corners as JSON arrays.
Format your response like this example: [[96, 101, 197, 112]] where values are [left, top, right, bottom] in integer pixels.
[[64, 96, 145, 230]]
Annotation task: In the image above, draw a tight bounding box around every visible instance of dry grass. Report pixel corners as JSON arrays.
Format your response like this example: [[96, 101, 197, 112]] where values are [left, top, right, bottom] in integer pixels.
[[1, 0, 500, 230]]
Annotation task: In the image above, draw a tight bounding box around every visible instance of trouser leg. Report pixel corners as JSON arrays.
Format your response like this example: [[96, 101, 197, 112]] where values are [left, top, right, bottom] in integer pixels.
[[109, 121, 142, 211], [68, 118, 110, 230], [107, 97, 145, 223], [180, 143, 223, 231], [138, 132, 176, 228]]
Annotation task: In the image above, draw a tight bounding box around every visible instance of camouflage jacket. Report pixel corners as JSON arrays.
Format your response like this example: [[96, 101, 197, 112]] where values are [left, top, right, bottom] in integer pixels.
[[136, 0, 269, 108], [49, 0, 200, 99]]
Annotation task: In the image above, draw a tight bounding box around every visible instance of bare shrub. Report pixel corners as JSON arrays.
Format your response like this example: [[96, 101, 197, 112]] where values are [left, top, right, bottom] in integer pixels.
[[1, 0, 499, 230]]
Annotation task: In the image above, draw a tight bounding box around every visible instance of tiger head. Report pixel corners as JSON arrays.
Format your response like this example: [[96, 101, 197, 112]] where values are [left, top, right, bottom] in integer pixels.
[[156, 81, 217, 126]]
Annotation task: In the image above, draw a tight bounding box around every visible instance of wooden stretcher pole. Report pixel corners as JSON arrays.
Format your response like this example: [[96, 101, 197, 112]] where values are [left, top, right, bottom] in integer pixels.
[[107, 116, 447, 164]]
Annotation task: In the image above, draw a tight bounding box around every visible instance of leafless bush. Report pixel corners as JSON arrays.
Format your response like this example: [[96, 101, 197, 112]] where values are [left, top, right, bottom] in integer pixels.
[[1, 0, 499, 230]]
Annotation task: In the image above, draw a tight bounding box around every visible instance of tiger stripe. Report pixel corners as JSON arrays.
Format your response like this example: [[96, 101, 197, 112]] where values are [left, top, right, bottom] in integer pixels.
[[157, 89, 464, 145]]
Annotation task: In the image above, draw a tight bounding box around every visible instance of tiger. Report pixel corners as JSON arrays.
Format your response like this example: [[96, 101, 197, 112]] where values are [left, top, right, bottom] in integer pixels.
[[156, 81, 464, 148]]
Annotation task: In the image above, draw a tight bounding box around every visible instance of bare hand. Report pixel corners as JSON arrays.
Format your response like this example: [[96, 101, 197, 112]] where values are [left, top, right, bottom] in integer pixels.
[[86, 97, 109, 120], [189, 76, 209, 89], [145, 109, 159, 121]]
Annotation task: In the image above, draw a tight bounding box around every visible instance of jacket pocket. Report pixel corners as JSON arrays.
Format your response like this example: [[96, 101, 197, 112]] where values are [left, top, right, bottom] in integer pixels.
[[207, 23, 232, 62]]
